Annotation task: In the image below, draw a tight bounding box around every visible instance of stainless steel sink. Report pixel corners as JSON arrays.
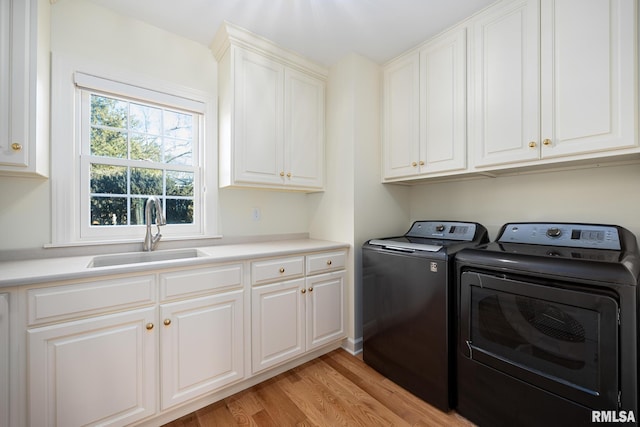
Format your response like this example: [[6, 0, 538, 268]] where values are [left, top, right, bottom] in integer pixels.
[[88, 248, 204, 268]]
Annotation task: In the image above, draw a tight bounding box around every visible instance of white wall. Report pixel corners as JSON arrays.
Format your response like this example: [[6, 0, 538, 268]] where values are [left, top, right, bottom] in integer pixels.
[[409, 163, 640, 241], [0, 0, 309, 252], [309, 53, 410, 352]]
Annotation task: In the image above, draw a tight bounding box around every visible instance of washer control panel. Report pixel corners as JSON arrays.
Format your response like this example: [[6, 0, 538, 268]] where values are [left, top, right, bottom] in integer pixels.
[[406, 221, 477, 241], [498, 223, 621, 250]]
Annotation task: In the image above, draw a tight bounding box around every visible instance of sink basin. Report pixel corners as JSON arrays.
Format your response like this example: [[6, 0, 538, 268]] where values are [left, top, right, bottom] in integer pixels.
[[88, 248, 204, 268]]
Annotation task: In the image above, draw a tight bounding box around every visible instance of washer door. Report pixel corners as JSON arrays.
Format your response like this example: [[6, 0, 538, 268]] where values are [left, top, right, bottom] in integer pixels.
[[459, 270, 619, 410]]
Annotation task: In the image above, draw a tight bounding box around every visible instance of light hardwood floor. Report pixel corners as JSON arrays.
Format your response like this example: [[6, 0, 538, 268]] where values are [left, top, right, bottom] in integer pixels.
[[163, 349, 475, 426]]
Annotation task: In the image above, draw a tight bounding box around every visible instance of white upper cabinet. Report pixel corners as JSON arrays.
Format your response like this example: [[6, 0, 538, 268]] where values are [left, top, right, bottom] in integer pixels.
[[420, 28, 467, 174], [0, 0, 49, 177], [472, 0, 637, 168], [231, 48, 285, 186], [383, 27, 467, 180], [212, 22, 326, 192], [539, 0, 636, 158], [471, 0, 540, 166], [383, 54, 421, 179], [285, 68, 325, 189]]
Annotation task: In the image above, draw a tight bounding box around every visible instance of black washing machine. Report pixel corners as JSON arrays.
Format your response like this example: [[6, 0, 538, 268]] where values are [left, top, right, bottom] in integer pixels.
[[455, 222, 640, 427], [362, 220, 489, 411]]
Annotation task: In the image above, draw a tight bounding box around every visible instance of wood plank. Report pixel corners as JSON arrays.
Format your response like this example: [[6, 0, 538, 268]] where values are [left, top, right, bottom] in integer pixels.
[[195, 401, 238, 427], [323, 350, 473, 426], [163, 349, 476, 426]]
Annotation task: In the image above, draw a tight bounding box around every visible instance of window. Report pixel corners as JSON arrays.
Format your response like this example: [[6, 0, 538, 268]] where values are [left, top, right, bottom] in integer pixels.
[[82, 92, 197, 228], [50, 57, 217, 245]]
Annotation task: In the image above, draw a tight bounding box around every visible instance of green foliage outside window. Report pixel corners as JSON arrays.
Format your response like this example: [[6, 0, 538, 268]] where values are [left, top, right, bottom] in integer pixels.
[[88, 94, 195, 226]]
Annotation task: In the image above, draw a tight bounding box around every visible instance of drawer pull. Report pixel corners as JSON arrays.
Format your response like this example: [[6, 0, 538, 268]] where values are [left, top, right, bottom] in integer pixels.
[[301, 288, 306, 294], [146, 323, 154, 330], [308, 287, 313, 292], [279, 267, 285, 273], [326, 260, 332, 266], [164, 319, 172, 326]]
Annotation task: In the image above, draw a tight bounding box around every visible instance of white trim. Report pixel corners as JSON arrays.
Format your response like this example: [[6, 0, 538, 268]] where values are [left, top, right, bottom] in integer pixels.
[[74, 72, 206, 114], [51, 53, 218, 246]]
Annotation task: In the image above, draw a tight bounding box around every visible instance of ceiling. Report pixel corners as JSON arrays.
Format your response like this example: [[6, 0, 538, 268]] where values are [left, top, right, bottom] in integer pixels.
[[86, 0, 496, 67]]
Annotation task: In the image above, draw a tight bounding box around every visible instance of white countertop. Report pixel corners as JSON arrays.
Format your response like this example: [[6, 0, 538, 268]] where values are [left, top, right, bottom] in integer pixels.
[[0, 239, 349, 288]]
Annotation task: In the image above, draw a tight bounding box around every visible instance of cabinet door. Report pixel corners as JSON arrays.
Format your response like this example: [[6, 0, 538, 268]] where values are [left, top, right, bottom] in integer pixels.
[[251, 279, 305, 373], [28, 307, 156, 427], [284, 69, 325, 189], [233, 48, 284, 185], [472, 0, 541, 167], [420, 28, 467, 173], [306, 271, 346, 351], [0, 0, 29, 169], [382, 54, 421, 178], [0, 294, 8, 427], [540, 0, 637, 158], [160, 290, 244, 410]]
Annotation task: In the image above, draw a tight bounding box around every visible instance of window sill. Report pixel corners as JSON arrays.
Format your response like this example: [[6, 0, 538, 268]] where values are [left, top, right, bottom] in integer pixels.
[[44, 234, 224, 249]]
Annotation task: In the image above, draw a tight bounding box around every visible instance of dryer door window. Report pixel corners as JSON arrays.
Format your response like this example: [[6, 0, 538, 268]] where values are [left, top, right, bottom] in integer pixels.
[[459, 271, 619, 410]]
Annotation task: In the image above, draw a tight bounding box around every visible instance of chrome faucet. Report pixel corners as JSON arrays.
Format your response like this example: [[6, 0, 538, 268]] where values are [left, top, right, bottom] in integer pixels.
[[143, 196, 166, 251]]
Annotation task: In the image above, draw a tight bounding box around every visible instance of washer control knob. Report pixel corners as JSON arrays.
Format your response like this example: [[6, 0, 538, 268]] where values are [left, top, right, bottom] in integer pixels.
[[546, 227, 562, 238], [435, 224, 445, 232]]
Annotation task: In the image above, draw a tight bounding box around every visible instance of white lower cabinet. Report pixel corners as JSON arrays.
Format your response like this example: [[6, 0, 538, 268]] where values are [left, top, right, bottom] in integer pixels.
[[0, 293, 8, 427], [28, 307, 157, 427], [160, 289, 244, 410], [251, 278, 306, 373], [305, 271, 346, 351], [251, 252, 347, 373], [23, 247, 347, 426]]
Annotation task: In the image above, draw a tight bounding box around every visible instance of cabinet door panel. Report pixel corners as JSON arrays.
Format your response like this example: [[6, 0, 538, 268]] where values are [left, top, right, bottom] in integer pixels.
[[252, 279, 305, 373], [541, 0, 637, 157], [420, 28, 467, 173], [306, 272, 346, 350], [473, 0, 540, 167], [285, 69, 324, 189], [234, 49, 284, 185], [383, 55, 420, 178], [160, 290, 244, 409], [28, 307, 156, 427], [0, 0, 29, 169], [0, 294, 7, 427]]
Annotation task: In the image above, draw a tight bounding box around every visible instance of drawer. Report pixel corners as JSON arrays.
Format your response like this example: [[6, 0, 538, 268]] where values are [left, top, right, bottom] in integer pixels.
[[251, 256, 304, 285], [306, 251, 347, 275], [28, 275, 155, 326], [160, 263, 243, 300]]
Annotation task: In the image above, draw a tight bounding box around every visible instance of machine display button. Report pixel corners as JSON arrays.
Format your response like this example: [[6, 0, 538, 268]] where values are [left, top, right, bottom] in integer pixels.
[[546, 227, 562, 238]]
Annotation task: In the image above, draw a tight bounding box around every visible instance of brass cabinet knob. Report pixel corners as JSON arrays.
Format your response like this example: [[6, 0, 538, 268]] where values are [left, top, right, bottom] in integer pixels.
[[528, 141, 537, 148], [308, 287, 313, 292], [146, 323, 154, 330], [326, 260, 332, 266], [11, 143, 22, 151], [419, 160, 425, 166], [543, 138, 552, 146], [279, 267, 285, 273], [280, 171, 285, 177], [411, 162, 417, 167], [301, 288, 306, 294], [286, 172, 291, 178], [164, 319, 171, 326]]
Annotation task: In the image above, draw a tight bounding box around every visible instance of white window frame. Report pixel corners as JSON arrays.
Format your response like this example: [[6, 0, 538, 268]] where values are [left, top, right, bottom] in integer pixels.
[[50, 54, 218, 246]]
